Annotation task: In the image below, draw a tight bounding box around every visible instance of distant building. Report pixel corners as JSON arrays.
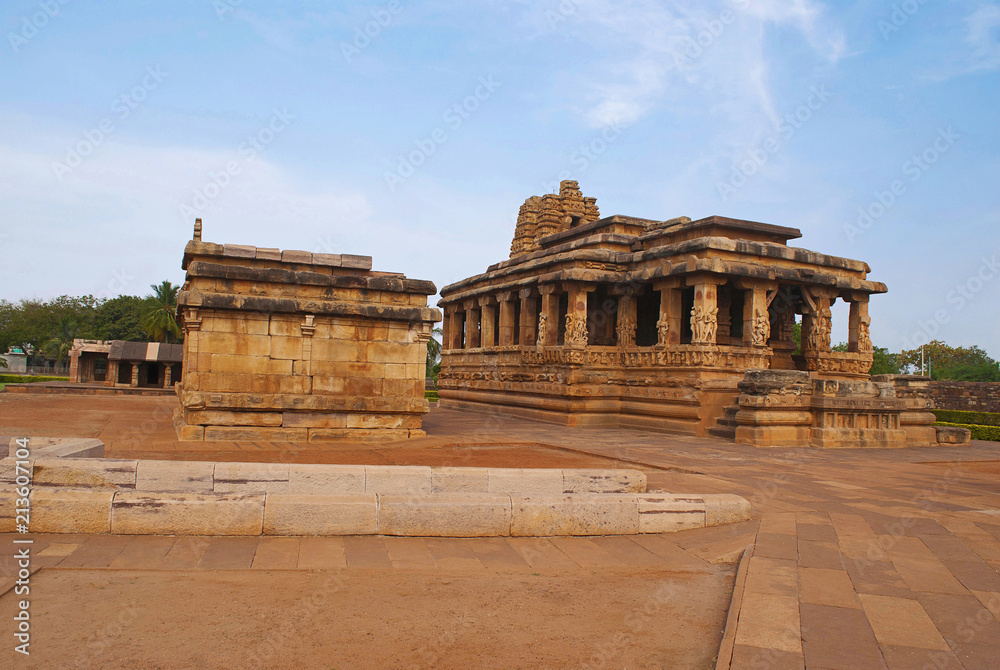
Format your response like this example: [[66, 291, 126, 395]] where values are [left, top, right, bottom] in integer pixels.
[[0, 350, 27, 373], [68, 339, 182, 388]]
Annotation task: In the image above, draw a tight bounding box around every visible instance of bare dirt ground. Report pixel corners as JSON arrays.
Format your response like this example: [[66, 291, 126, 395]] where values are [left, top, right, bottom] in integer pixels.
[[5, 566, 732, 670]]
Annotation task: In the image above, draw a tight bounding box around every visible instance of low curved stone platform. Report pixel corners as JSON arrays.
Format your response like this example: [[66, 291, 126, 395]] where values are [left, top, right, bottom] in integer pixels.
[[0, 487, 750, 537], [0, 439, 751, 537]]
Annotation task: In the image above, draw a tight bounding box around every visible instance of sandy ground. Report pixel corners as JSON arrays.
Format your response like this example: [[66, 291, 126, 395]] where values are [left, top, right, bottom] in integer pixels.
[[4, 567, 733, 670]]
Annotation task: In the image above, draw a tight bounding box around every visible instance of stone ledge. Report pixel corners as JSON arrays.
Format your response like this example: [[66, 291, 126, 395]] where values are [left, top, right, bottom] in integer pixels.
[[0, 488, 751, 536]]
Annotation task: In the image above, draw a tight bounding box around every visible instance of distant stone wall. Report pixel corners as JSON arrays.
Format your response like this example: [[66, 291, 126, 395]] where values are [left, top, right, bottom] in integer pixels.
[[929, 381, 1000, 413]]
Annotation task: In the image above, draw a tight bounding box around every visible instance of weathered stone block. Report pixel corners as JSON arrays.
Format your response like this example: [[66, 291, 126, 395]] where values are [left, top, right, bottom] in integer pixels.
[[378, 493, 511, 537], [936, 425, 971, 445], [703, 494, 751, 526], [256, 247, 281, 261], [288, 464, 366, 494], [185, 410, 282, 427], [282, 412, 349, 428], [488, 468, 564, 495], [341, 254, 373, 270], [432, 467, 490, 493], [263, 494, 376, 535], [203, 426, 309, 442], [214, 462, 290, 493], [32, 457, 137, 489], [365, 465, 432, 494], [112, 492, 265, 535], [136, 460, 215, 493], [312, 253, 342, 267], [30, 488, 114, 533], [269, 336, 302, 360], [281, 250, 313, 264], [0, 457, 31, 484], [562, 469, 647, 493], [307, 428, 413, 442], [510, 494, 639, 536], [637, 494, 706, 533], [223, 244, 257, 258]]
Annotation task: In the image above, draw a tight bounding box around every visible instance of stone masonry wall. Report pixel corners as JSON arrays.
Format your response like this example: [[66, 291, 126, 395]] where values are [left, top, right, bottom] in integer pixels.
[[928, 381, 1000, 413]]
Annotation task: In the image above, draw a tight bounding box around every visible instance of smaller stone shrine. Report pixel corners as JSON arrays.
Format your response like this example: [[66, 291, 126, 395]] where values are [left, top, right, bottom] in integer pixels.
[[173, 219, 440, 442]]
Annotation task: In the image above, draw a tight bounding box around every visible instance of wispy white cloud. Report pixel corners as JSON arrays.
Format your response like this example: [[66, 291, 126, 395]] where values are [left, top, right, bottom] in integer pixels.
[[511, 0, 845, 133]]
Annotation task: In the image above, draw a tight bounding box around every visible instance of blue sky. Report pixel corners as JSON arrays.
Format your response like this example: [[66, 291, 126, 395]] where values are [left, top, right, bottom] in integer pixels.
[[1, 0, 997, 356]]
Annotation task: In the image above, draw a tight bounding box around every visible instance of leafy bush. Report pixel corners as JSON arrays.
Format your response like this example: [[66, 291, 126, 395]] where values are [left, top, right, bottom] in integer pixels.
[[932, 409, 1000, 427], [934, 422, 1000, 442], [0, 375, 70, 384]]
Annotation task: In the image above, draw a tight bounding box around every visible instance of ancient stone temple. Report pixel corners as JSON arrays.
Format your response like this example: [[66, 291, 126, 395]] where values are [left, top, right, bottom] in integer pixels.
[[173, 220, 440, 441], [437, 181, 953, 448]]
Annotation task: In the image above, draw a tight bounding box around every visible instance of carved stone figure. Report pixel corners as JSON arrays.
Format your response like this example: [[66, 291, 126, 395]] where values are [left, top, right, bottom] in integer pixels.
[[691, 305, 718, 344], [858, 315, 873, 353], [537, 313, 549, 348], [656, 318, 670, 347], [565, 313, 589, 348], [752, 308, 770, 347], [617, 313, 636, 347]]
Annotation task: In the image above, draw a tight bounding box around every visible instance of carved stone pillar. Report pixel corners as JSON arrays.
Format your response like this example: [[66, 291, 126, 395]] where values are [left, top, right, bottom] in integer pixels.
[[446, 306, 463, 350], [654, 280, 683, 347], [498, 292, 516, 346], [615, 293, 637, 347], [742, 284, 773, 348], [463, 299, 481, 349], [717, 289, 733, 339], [519, 288, 538, 346], [689, 280, 719, 345], [163, 364, 173, 388], [300, 314, 316, 376], [130, 361, 141, 388], [848, 295, 872, 353], [479, 296, 496, 349], [802, 288, 833, 355], [563, 283, 593, 350], [183, 307, 203, 391], [538, 284, 560, 347]]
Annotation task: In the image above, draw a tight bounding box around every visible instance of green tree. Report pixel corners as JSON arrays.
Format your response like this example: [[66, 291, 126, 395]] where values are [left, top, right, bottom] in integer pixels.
[[869, 346, 901, 375], [41, 316, 80, 363], [426, 327, 443, 379], [899, 341, 1000, 381], [140, 281, 182, 343], [94, 295, 150, 341]]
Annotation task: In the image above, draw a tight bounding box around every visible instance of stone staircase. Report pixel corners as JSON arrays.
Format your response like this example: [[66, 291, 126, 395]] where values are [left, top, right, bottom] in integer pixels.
[[708, 399, 740, 440]]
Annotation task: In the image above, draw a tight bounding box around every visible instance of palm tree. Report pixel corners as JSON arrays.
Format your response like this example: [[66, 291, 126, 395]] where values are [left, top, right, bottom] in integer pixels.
[[426, 327, 443, 379], [42, 316, 79, 363], [140, 280, 182, 343]]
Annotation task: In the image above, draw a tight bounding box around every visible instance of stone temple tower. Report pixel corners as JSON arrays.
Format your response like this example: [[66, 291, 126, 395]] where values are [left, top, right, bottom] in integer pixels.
[[510, 180, 600, 257]]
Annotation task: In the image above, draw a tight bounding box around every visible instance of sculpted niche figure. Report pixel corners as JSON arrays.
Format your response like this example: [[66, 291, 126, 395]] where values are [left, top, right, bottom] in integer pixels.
[[691, 305, 718, 344], [565, 313, 589, 348], [752, 308, 770, 347], [536, 313, 549, 348]]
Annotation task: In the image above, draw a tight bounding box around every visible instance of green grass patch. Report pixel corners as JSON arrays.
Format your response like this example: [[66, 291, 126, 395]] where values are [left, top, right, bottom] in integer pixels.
[[934, 421, 1000, 442], [932, 409, 1000, 427], [0, 374, 70, 384], [424, 390, 439, 401]]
